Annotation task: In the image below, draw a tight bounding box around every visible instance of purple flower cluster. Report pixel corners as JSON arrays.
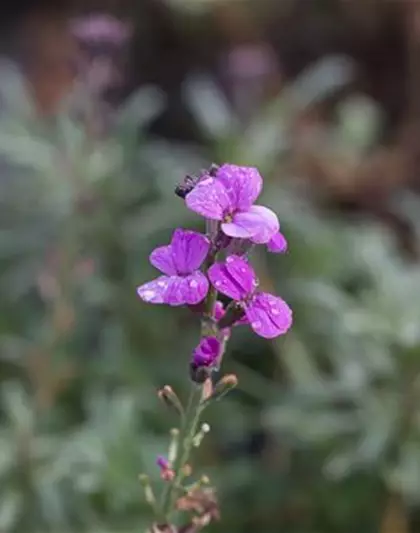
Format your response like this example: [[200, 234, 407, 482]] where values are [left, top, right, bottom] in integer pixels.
[[137, 164, 292, 376]]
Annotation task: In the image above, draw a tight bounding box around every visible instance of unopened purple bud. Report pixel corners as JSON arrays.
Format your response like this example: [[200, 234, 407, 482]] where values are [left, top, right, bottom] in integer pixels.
[[190, 337, 221, 383], [156, 455, 170, 470], [192, 337, 220, 368]]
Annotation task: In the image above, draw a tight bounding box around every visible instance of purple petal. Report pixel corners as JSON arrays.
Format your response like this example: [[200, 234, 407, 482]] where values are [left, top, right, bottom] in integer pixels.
[[246, 292, 292, 338], [192, 336, 221, 367], [208, 256, 256, 300], [149, 245, 177, 275], [214, 301, 225, 321], [217, 164, 262, 210], [267, 231, 288, 253], [156, 456, 170, 470], [137, 275, 171, 304], [164, 272, 209, 306], [221, 205, 279, 243], [185, 177, 231, 220], [171, 229, 210, 274], [225, 255, 257, 295]]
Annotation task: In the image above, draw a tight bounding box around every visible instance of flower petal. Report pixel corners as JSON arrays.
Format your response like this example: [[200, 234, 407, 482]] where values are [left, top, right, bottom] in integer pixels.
[[137, 275, 171, 304], [185, 177, 231, 220], [208, 263, 243, 300], [192, 336, 221, 368], [221, 205, 279, 243], [213, 301, 225, 321], [149, 245, 177, 275], [217, 164, 262, 210], [164, 272, 209, 306], [171, 229, 210, 274], [225, 255, 257, 295], [245, 292, 292, 338], [208, 256, 256, 300], [267, 231, 288, 253]]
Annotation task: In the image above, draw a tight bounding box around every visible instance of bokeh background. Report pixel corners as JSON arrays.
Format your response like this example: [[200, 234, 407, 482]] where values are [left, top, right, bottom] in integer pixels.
[[1, 0, 420, 532]]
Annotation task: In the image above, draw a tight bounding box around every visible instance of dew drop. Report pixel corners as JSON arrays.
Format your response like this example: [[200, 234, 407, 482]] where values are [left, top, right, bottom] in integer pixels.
[[142, 290, 155, 301], [157, 281, 166, 287], [271, 308, 280, 315], [215, 281, 222, 287], [252, 321, 261, 329], [226, 256, 234, 263], [189, 279, 198, 288]]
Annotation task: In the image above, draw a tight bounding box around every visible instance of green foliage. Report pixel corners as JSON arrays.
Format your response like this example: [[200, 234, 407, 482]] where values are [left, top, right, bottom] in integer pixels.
[[1, 47, 420, 533]]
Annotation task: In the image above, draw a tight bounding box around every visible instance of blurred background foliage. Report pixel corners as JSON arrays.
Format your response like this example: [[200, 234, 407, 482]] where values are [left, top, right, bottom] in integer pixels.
[[1, 0, 420, 532]]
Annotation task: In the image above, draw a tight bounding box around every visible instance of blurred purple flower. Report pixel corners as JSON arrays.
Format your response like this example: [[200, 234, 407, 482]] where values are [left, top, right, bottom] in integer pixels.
[[208, 256, 292, 339], [71, 14, 132, 45], [156, 455, 170, 470], [267, 231, 288, 253], [192, 337, 221, 368], [185, 164, 279, 244], [156, 455, 174, 481], [137, 229, 210, 306]]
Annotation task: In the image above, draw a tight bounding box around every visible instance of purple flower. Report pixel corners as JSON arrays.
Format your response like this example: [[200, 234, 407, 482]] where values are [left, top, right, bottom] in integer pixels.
[[137, 229, 210, 306], [192, 337, 221, 368], [185, 164, 279, 244], [208, 256, 292, 339], [71, 14, 132, 45], [156, 455, 170, 470], [267, 231, 288, 253]]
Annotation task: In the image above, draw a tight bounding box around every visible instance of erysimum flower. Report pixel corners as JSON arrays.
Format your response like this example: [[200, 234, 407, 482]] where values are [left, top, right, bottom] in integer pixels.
[[192, 337, 221, 368], [137, 229, 210, 306], [208, 255, 292, 339], [185, 164, 279, 244]]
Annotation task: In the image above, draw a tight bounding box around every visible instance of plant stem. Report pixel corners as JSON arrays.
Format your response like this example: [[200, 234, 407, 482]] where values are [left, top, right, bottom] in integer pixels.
[[160, 384, 203, 521]]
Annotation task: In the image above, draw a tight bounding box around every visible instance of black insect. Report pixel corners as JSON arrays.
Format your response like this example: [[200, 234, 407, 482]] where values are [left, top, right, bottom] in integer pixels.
[[174, 164, 220, 199]]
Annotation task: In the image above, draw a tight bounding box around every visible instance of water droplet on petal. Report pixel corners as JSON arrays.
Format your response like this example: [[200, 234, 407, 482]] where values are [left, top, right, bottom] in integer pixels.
[[226, 256, 234, 263], [142, 290, 155, 301], [157, 281, 166, 287], [271, 308, 280, 315], [252, 321, 261, 329], [189, 279, 198, 288], [215, 281, 221, 287]]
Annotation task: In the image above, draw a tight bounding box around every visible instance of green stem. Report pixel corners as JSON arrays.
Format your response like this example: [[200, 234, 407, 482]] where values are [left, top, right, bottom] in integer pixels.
[[160, 385, 203, 521]]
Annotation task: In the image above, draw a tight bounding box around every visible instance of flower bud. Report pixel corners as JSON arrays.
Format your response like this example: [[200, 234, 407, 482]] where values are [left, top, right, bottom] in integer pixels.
[[158, 386, 184, 416], [168, 428, 179, 463], [192, 423, 211, 447], [208, 374, 238, 403], [139, 474, 157, 508]]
